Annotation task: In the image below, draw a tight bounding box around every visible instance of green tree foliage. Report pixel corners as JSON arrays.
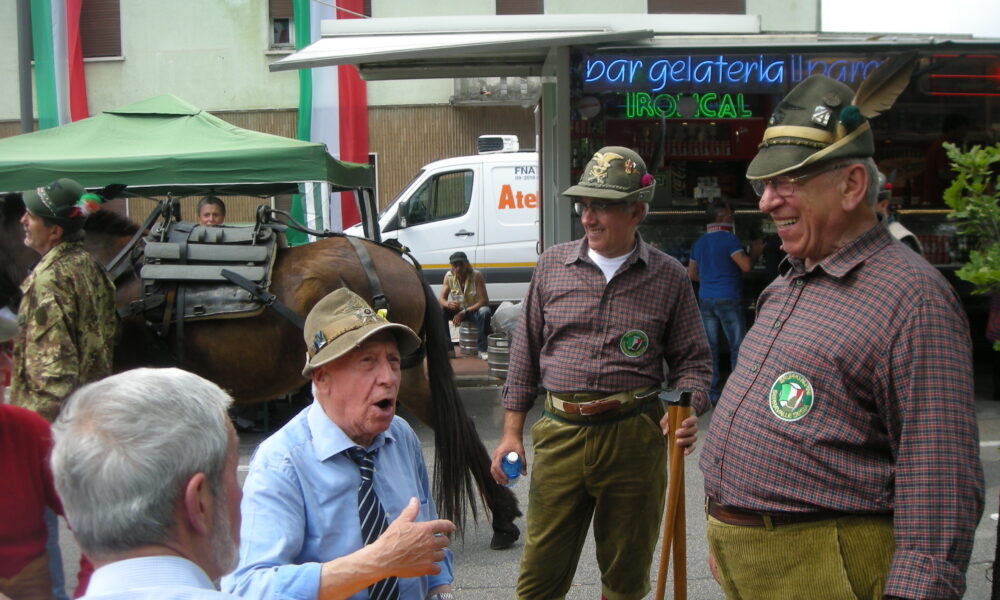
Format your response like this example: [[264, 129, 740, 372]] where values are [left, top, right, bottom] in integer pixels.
[[944, 142, 1000, 350], [944, 142, 1000, 294]]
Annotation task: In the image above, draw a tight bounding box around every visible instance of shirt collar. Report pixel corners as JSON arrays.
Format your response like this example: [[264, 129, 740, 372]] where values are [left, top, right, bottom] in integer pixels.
[[781, 223, 891, 279], [86, 556, 215, 593], [306, 400, 394, 462], [566, 232, 649, 267], [32, 240, 78, 271]]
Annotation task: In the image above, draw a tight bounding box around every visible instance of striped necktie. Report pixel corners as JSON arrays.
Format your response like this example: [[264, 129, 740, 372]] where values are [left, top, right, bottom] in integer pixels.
[[347, 446, 399, 600]]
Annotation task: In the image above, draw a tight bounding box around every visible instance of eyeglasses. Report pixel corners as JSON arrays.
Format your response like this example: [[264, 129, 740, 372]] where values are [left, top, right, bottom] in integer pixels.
[[750, 162, 853, 198], [572, 200, 628, 216]]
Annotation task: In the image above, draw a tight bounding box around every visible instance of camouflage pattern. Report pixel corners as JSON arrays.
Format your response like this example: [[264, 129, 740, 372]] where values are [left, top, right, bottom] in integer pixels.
[[10, 241, 117, 421]]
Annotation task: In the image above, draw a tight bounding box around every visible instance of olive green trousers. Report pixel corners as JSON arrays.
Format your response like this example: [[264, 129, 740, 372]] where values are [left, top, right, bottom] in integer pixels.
[[516, 402, 667, 600], [707, 514, 895, 600]]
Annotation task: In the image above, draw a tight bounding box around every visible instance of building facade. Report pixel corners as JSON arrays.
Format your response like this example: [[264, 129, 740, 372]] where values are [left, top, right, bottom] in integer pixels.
[[0, 0, 816, 216]]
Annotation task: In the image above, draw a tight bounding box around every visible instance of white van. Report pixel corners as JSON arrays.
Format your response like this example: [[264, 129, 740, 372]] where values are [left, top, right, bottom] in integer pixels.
[[349, 136, 539, 303]]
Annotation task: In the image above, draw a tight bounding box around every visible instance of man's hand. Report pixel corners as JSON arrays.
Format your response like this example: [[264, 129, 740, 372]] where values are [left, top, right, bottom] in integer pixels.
[[490, 435, 526, 485], [319, 498, 455, 599], [445, 301, 462, 312], [371, 498, 454, 579], [450, 310, 464, 327], [660, 413, 699, 455]]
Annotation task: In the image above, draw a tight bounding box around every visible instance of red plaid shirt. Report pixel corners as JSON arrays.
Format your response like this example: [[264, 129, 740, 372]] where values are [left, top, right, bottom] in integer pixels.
[[503, 235, 711, 412], [700, 224, 984, 599]]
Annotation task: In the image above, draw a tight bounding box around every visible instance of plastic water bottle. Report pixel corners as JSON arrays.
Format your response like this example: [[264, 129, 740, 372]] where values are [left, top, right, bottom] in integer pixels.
[[501, 452, 522, 487]]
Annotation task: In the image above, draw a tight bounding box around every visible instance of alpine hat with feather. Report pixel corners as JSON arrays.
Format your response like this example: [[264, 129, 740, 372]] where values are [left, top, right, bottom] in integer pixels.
[[747, 52, 919, 180], [22, 178, 104, 231]]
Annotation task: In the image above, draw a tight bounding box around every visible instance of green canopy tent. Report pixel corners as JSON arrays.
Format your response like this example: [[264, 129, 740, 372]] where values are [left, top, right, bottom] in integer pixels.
[[0, 94, 376, 243]]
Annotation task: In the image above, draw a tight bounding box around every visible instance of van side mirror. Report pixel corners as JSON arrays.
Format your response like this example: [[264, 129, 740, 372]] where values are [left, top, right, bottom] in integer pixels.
[[398, 199, 408, 228]]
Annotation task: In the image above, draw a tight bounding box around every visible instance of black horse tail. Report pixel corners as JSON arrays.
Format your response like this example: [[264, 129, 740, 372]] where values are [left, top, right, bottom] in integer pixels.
[[417, 273, 520, 536]]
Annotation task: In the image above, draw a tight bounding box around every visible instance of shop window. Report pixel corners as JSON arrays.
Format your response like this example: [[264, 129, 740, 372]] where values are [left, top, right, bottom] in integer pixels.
[[406, 171, 474, 226], [79, 0, 121, 58], [647, 0, 744, 14], [497, 0, 543, 15]]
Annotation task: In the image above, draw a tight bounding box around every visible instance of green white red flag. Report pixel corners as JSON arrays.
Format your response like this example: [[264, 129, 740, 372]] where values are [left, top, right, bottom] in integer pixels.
[[30, 0, 89, 129], [291, 0, 367, 242]]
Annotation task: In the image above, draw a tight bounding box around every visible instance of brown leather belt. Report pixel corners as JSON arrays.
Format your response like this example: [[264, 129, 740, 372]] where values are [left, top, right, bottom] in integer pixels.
[[705, 498, 873, 528], [547, 387, 659, 417]]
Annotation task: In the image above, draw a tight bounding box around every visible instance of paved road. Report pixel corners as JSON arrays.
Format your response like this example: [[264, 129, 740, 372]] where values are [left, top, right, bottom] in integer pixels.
[[59, 377, 1000, 599]]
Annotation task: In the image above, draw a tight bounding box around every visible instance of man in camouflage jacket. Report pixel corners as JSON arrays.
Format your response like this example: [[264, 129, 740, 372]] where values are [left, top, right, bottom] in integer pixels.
[[11, 179, 116, 422]]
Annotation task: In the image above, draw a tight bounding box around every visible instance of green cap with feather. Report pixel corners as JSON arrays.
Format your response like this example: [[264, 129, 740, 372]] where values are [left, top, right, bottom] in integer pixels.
[[747, 52, 918, 180]]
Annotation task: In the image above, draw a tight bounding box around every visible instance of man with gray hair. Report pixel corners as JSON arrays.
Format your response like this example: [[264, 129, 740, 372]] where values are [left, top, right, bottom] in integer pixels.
[[50, 368, 242, 599]]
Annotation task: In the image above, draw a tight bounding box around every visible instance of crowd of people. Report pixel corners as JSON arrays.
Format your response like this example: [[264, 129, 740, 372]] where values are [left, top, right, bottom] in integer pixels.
[[0, 67, 986, 600]]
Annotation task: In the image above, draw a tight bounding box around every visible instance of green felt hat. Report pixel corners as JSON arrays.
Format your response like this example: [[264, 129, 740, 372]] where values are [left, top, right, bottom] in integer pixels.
[[22, 178, 102, 230], [563, 146, 655, 203], [747, 53, 918, 180]]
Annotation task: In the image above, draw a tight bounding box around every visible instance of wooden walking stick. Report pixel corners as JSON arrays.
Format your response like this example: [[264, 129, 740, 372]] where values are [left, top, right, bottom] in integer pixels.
[[654, 391, 691, 600]]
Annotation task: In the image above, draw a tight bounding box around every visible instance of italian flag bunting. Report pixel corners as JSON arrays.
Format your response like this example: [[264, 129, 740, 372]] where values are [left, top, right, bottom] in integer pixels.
[[30, 0, 89, 129], [291, 0, 367, 244]]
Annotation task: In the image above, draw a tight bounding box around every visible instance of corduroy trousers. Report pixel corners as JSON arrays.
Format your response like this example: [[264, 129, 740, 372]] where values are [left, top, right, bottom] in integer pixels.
[[707, 514, 894, 600]]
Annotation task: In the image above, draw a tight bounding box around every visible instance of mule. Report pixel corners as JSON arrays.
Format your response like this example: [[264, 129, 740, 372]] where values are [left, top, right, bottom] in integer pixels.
[[0, 194, 520, 548]]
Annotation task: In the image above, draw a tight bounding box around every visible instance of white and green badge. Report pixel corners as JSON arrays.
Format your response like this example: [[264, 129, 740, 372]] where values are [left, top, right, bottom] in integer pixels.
[[620, 330, 649, 358], [768, 371, 814, 421]]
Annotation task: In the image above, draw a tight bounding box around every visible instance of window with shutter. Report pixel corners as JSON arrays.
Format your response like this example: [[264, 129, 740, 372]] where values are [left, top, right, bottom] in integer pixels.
[[496, 0, 543, 15], [647, 0, 744, 14], [270, 0, 294, 47], [268, 0, 371, 48], [80, 0, 121, 58]]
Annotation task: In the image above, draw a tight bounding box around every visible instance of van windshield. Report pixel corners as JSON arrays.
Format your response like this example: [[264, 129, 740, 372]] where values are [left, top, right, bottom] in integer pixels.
[[379, 169, 426, 218]]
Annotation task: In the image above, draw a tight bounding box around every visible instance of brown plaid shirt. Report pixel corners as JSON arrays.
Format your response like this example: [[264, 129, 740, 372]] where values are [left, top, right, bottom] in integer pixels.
[[700, 224, 983, 599], [503, 235, 711, 413]]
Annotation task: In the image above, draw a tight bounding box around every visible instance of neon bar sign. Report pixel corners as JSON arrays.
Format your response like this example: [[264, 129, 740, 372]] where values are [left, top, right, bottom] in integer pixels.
[[582, 54, 885, 92], [626, 92, 752, 119]]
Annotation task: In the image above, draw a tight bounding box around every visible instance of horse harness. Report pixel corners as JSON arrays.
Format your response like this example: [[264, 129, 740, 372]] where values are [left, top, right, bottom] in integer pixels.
[[110, 200, 420, 366]]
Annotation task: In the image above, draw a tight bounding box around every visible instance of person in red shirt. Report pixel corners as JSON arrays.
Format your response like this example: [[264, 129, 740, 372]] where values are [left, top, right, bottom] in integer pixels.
[[0, 404, 91, 599]]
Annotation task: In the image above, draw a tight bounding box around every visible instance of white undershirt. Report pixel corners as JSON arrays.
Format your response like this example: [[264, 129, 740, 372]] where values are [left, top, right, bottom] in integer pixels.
[[588, 247, 634, 282]]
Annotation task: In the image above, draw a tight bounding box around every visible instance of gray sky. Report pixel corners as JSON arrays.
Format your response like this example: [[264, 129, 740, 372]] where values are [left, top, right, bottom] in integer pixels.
[[822, 0, 1000, 38]]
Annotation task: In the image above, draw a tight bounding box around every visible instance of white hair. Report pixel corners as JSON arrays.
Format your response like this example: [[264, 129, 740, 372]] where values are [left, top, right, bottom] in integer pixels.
[[860, 157, 881, 207], [50, 368, 233, 560]]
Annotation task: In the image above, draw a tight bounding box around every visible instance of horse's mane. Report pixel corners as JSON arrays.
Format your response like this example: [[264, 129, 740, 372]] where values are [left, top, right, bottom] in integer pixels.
[[1, 193, 25, 223], [0, 191, 138, 236], [84, 209, 139, 236]]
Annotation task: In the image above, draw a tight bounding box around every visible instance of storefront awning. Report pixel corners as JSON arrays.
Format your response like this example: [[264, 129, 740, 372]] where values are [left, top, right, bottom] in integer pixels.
[[268, 14, 761, 79]]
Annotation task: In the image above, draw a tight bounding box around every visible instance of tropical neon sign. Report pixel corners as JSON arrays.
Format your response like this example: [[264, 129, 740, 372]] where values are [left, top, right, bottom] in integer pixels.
[[625, 92, 752, 119]]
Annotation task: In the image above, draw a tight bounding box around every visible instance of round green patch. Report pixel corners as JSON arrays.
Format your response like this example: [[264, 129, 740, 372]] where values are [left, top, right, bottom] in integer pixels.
[[768, 371, 814, 422], [620, 330, 649, 358]]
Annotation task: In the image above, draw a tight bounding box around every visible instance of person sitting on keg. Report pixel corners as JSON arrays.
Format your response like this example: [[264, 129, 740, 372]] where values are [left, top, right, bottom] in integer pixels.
[[438, 251, 491, 360]]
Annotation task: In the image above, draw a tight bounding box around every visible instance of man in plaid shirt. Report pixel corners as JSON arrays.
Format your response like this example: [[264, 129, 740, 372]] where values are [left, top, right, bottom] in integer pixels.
[[700, 60, 984, 599], [491, 146, 712, 600]]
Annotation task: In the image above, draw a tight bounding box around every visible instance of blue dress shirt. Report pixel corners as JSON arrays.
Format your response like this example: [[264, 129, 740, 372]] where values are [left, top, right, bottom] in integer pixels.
[[81, 556, 240, 599], [222, 402, 453, 600]]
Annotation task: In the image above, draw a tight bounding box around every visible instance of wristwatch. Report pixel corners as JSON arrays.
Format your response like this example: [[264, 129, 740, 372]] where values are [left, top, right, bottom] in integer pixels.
[[428, 593, 455, 600]]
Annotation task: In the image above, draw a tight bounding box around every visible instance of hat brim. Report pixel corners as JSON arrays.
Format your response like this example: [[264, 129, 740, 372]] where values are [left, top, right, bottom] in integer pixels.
[[302, 321, 421, 377], [562, 184, 631, 200], [745, 144, 820, 180], [562, 183, 656, 204]]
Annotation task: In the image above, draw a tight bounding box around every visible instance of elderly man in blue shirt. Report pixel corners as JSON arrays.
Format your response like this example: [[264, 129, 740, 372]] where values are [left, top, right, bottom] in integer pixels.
[[224, 289, 456, 600]]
